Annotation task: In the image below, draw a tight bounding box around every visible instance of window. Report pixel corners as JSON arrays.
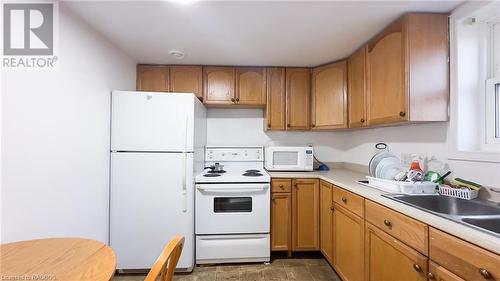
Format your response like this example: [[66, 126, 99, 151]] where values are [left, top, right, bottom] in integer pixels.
[[449, 1, 500, 162]]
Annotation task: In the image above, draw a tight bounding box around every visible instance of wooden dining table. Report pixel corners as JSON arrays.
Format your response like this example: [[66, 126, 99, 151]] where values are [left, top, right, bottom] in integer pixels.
[[1, 238, 116, 281]]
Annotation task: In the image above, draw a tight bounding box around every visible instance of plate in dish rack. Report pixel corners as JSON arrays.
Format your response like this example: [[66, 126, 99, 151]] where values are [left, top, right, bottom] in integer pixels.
[[375, 157, 403, 180], [369, 151, 398, 177]]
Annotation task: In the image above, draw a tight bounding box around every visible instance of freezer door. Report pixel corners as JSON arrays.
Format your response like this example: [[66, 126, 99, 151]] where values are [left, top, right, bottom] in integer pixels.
[[111, 91, 194, 152], [110, 152, 194, 270]]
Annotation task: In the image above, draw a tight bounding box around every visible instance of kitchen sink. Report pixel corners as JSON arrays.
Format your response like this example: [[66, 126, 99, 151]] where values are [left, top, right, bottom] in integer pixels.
[[383, 194, 500, 237]]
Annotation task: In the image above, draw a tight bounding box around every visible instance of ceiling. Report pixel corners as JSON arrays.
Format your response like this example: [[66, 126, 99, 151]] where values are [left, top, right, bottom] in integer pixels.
[[63, 0, 463, 67]]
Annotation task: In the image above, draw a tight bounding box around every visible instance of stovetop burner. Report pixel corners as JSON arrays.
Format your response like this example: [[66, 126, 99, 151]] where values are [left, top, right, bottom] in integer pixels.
[[208, 170, 226, 174], [203, 173, 221, 177], [243, 172, 263, 177], [245, 169, 261, 173]]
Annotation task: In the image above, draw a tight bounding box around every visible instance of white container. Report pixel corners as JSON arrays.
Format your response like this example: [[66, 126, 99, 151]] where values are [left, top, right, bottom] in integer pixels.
[[438, 185, 479, 200], [366, 176, 438, 194]]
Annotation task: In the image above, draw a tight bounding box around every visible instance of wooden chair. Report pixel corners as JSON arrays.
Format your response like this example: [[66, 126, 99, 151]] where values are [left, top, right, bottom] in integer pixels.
[[144, 235, 185, 281]]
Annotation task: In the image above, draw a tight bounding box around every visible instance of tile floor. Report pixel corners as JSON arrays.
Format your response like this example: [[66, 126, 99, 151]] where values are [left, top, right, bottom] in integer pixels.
[[113, 253, 342, 281]]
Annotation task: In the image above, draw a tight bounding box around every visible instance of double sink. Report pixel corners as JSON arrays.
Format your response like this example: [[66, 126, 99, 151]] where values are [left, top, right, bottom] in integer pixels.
[[383, 194, 500, 237]]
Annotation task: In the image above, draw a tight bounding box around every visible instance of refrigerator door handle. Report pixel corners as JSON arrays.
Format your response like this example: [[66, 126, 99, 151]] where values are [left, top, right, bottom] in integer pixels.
[[181, 113, 188, 213]]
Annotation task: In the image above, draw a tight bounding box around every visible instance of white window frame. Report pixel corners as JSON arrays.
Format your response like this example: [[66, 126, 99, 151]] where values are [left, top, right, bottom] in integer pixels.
[[448, 1, 500, 163], [485, 77, 500, 146]]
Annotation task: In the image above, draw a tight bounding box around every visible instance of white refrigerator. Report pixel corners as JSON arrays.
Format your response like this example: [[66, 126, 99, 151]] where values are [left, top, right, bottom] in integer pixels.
[[110, 91, 206, 271]]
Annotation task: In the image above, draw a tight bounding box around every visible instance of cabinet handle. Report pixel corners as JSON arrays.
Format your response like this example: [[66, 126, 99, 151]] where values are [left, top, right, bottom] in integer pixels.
[[427, 272, 435, 280], [294, 184, 298, 188], [360, 118, 365, 123], [267, 123, 271, 128], [413, 264, 422, 272], [383, 219, 392, 227], [236, 98, 240, 102], [279, 185, 284, 189], [479, 268, 492, 279], [341, 197, 347, 203], [312, 123, 316, 127], [287, 124, 291, 128], [330, 206, 335, 211], [399, 111, 406, 117], [231, 98, 235, 102]]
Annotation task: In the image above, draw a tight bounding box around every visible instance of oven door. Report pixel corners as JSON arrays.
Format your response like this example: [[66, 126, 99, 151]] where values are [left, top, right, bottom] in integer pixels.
[[195, 183, 270, 235]]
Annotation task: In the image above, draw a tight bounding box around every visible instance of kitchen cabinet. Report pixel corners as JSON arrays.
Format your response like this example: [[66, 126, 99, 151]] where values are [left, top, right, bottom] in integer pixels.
[[169, 66, 203, 98], [236, 67, 266, 106], [203, 66, 236, 105], [137, 65, 169, 92], [365, 222, 428, 281], [429, 227, 500, 281], [428, 261, 465, 281], [292, 178, 319, 251], [271, 192, 292, 253], [333, 204, 364, 281], [348, 46, 367, 128], [286, 68, 311, 130], [319, 181, 334, 265], [366, 13, 449, 126], [311, 61, 348, 130], [264, 67, 286, 130]]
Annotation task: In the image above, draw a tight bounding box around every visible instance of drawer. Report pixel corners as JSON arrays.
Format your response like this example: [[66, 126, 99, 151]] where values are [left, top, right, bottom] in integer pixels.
[[430, 227, 500, 281], [365, 200, 428, 255], [333, 186, 364, 217], [272, 179, 292, 193]]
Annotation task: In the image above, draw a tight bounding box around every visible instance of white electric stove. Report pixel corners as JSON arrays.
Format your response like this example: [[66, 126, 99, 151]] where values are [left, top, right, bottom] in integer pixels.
[[195, 146, 270, 264]]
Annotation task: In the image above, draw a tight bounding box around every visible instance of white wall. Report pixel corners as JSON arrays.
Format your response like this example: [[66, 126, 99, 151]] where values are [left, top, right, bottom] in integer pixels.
[[1, 6, 136, 243], [206, 108, 347, 162]]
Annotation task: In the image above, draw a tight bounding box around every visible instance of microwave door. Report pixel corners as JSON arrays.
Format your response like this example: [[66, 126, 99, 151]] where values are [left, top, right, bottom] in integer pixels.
[[271, 150, 303, 170]]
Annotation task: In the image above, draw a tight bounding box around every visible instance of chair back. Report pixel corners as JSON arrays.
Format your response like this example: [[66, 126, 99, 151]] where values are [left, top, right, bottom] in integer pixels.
[[144, 235, 185, 281]]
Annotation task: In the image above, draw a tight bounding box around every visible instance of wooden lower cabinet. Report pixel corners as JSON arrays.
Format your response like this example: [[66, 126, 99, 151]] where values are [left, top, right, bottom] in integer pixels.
[[292, 179, 319, 251], [319, 181, 334, 264], [428, 261, 465, 281], [333, 204, 364, 281], [271, 192, 292, 252], [365, 222, 428, 281]]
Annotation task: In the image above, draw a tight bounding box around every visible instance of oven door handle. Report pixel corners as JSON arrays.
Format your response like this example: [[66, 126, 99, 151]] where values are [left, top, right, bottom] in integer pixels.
[[196, 186, 269, 193]]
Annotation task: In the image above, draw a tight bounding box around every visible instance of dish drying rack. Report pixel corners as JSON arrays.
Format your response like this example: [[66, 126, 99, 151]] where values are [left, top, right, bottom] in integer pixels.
[[438, 185, 479, 200]]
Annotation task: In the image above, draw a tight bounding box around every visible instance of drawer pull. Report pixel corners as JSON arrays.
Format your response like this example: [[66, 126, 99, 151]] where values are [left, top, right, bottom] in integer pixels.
[[383, 219, 392, 227], [330, 206, 335, 211], [231, 98, 235, 102], [427, 272, 435, 280], [413, 264, 422, 272], [341, 197, 347, 203], [279, 185, 284, 189], [479, 268, 492, 279]]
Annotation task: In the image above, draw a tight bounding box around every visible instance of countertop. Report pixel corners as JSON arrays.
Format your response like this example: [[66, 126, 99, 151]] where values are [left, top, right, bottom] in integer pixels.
[[268, 168, 500, 255]]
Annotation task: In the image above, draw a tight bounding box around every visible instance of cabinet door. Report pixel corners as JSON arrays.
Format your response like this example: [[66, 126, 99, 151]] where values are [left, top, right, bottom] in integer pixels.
[[428, 261, 465, 281], [333, 205, 364, 281], [348, 47, 368, 128], [286, 68, 311, 130], [271, 192, 292, 251], [367, 19, 408, 125], [265, 68, 286, 130], [203, 67, 235, 105], [236, 67, 266, 106], [137, 65, 169, 92], [292, 179, 319, 251], [365, 222, 428, 281], [169, 66, 203, 98], [319, 181, 334, 264], [311, 61, 347, 130]]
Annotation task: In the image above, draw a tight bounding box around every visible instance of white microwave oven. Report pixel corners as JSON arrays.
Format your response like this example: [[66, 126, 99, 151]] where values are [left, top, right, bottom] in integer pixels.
[[265, 146, 314, 171]]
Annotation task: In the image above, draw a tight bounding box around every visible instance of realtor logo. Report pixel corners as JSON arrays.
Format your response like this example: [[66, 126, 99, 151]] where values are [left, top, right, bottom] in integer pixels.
[[3, 3, 54, 56]]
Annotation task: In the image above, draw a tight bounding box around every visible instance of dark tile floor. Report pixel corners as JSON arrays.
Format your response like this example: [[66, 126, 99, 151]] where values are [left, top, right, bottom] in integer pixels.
[[113, 253, 342, 281]]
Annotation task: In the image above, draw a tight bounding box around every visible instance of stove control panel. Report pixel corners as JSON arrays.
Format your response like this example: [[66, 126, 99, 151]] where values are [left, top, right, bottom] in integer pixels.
[[205, 147, 263, 162]]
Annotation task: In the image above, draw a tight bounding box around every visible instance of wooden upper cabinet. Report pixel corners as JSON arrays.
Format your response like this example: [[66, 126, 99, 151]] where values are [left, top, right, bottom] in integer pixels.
[[319, 181, 334, 265], [286, 68, 311, 130], [311, 61, 348, 130], [169, 66, 203, 98], [292, 178, 319, 251], [348, 47, 368, 128], [236, 67, 266, 106], [366, 13, 449, 126], [365, 222, 428, 281], [265, 68, 286, 130], [137, 65, 169, 92], [203, 67, 235, 105]]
